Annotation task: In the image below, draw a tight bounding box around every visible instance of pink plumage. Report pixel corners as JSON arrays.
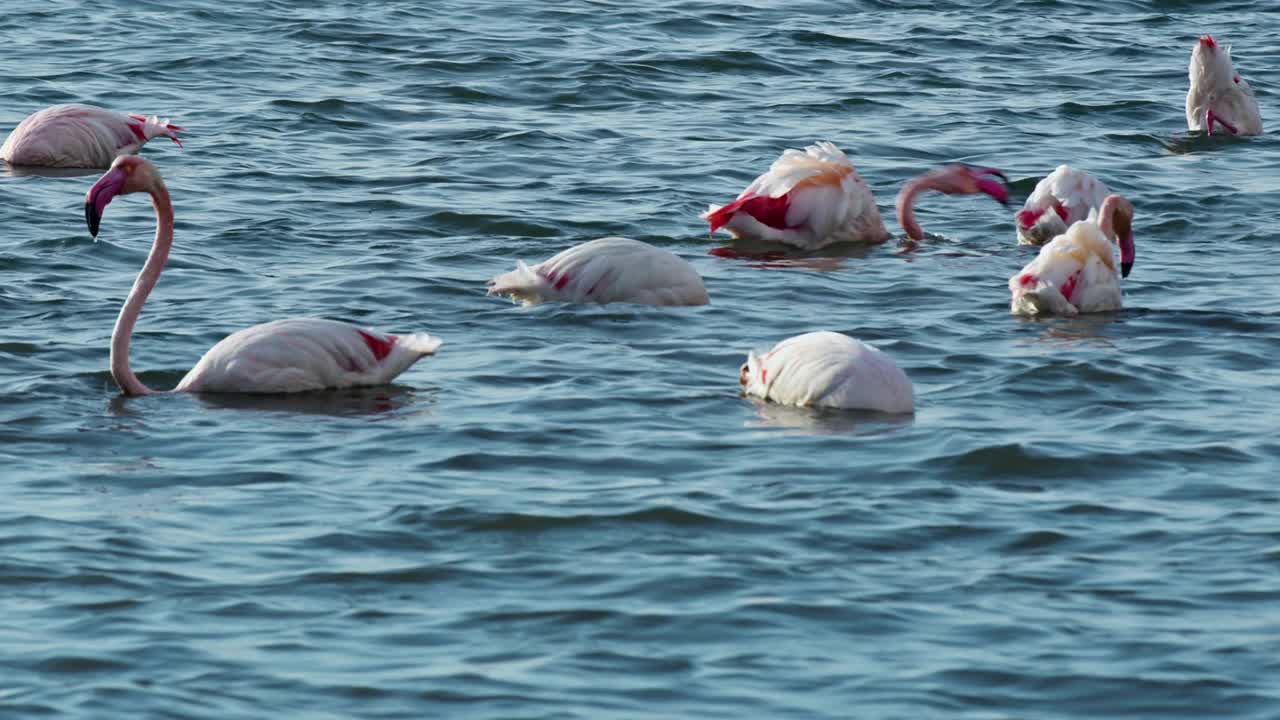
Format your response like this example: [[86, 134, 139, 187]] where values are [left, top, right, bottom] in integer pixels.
[[703, 142, 889, 249], [85, 155, 441, 395], [1009, 194, 1136, 316], [1015, 165, 1110, 246], [704, 142, 1009, 248], [2, 103, 183, 169]]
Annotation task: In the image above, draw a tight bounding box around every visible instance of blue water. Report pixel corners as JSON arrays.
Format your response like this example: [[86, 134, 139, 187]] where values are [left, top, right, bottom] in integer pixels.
[[2, 2, 1279, 717]]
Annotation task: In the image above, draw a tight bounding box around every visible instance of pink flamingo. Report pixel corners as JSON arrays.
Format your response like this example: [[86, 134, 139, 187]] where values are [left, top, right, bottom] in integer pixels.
[[1009, 194, 1135, 316], [894, 164, 1010, 241], [2, 103, 183, 169], [488, 237, 709, 306], [1186, 35, 1262, 136], [1014, 165, 1110, 246], [702, 141, 1008, 248], [740, 331, 914, 413], [86, 155, 442, 395]]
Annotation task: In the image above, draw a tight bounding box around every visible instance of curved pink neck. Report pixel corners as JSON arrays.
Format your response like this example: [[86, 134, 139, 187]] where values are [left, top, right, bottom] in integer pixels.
[[110, 181, 173, 396], [894, 178, 931, 241]]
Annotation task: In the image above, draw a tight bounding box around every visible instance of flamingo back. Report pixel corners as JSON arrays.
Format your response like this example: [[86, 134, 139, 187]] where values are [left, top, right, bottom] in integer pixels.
[[176, 318, 441, 393], [703, 142, 887, 248], [488, 237, 708, 306], [1017, 165, 1109, 245], [741, 331, 913, 413], [1, 104, 182, 168], [1010, 220, 1122, 316]]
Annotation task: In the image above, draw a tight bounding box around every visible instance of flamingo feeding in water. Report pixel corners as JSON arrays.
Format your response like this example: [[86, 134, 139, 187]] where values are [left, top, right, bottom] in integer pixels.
[[702, 141, 1008, 249], [1015, 165, 1110, 246], [740, 331, 914, 413], [2, 104, 184, 169], [86, 155, 442, 395], [1009, 194, 1135, 317], [488, 237, 709, 306], [1186, 35, 1262, 136]]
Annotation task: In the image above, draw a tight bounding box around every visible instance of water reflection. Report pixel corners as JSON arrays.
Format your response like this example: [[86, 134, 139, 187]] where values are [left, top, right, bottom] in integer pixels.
[[708, 241, 873, 271], [3, 165, 103, 179], [107, 384, 424, 418], [1013, 310, 1125, 347], [744, 398, 915, 437]]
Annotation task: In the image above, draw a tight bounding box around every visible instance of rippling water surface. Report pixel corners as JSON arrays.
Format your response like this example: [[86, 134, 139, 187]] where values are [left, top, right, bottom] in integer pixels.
[[2, 1, 1279, 717]]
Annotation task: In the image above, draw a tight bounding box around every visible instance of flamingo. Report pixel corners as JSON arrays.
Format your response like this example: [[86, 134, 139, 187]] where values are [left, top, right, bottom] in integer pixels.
[[894, 164, 1011, 241], [740, 331, 914, 413], [702, 141, 1008, 249], [1, 104, 184, 169], [487, 237, 709, 306], [86, 155, 442, 395], [1014, 165, 1110, 246], [1009, 194, 1135, 317], [1186, 35, 1263, 136]]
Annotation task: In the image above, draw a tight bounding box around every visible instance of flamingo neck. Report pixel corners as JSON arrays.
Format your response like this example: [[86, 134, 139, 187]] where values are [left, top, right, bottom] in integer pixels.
[[110, 180, 173, 396], [894, 178, 930, 241]]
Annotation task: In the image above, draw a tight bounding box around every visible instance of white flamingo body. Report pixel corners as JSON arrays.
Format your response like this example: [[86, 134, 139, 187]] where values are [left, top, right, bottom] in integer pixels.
[[740, 331, 913, 413], [176, 318, 441, 394], [703, 142, 889, 250], [1016, 165, 1110, 245], [87, 155, 440, 396], [1186, 35, 1262, 136], [1009, 221, 1122, 316], [2, 104, 183, 168], [488, 237, 708, 306]]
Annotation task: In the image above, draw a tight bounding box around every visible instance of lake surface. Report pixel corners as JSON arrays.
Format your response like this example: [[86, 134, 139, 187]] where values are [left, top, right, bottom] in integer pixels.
[[2, 1, 1278, 717]]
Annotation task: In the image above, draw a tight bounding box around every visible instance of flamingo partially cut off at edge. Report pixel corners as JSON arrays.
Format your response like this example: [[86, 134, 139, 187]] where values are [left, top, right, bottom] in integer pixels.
[[740, 331, 914, 413], [488, 237, 709, 306], [2, 104, 184, 169], [85, 155, 441, 395], [703, 142, 1008, 249]]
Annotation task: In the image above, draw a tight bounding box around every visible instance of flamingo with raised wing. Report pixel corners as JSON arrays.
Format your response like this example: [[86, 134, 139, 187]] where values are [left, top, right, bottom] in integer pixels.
[[488, 237, 709, 306], [703, 141, 1008, 249], [1009, 194, 1135, 316], [740, 331, 914, 413], [2, 104, 183, 169], [1186, 35, 1262, 136], [86, 155, 441, 395]]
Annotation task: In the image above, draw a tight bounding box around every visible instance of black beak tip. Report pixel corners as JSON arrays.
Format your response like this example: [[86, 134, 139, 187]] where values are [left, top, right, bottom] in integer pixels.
[[85, 203, 100, 238], [1121, 261, 1133, 278]]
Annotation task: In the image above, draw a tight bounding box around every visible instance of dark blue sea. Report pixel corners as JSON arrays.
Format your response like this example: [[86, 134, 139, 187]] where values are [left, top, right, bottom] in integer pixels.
[[2, 1, 1278, 717]]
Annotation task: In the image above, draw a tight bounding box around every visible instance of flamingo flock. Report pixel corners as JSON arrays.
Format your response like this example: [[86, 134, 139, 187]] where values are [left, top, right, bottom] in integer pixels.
[[0, 34, 1259, 412]]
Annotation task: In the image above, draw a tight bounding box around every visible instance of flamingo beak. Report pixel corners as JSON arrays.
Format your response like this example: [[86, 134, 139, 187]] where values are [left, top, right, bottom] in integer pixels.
[[84, 167, 128, 237], [974, 169, 1010, 207], [1120, 232, 1135, 278]]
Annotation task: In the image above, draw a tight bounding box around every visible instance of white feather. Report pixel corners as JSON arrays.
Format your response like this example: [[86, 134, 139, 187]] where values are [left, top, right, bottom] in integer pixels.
[[488, 237, 709, 307], [1, 104, 183, 168], [703, 141, 889, 249], [1016, 165, 1110, 246], [1186, 36, 1263, 136], [176, 318, 442, 394], [740, 331, 913, 413], [1009, 221, 1123, 317]]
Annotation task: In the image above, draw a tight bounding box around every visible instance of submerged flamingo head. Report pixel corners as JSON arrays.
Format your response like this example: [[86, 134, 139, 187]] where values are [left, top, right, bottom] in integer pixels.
[[84, 155, 160, 237]]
